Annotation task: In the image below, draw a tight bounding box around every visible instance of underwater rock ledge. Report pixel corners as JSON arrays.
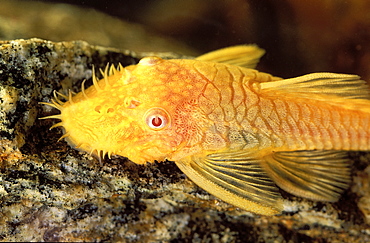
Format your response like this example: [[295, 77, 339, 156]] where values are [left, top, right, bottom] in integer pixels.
[[0, 38, 369, 242]]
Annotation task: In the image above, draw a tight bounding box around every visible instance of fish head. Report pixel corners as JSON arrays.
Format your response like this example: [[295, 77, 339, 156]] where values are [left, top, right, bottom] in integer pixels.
[[51, 57, 209, 164]]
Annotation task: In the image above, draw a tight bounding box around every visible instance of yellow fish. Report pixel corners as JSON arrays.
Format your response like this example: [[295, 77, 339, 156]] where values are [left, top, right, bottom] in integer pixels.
[[42, 45, 370, 215]]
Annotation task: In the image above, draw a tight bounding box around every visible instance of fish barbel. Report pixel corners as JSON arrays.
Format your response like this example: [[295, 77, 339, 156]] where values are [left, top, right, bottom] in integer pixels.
[[41, 45, 370, 215]]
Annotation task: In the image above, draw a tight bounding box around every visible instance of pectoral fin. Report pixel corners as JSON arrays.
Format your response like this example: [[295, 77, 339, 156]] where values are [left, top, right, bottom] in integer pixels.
[[261, 150, 351, 202], [175, 151, 283, 215], [196, 45, 265, 69]]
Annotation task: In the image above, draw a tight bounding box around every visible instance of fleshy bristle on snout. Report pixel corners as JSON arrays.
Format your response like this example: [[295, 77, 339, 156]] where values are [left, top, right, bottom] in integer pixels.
[[39, 91, 66, 136], [39, 90, 66, 118], [39, 63, 123, 166], [88, 63, 120, 94], [88, 148, 114, 165], [39, 91, 64, 111]]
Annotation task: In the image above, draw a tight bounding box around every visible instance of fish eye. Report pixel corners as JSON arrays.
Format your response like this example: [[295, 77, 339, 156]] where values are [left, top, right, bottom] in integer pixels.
[[144, 108, 170, 130]]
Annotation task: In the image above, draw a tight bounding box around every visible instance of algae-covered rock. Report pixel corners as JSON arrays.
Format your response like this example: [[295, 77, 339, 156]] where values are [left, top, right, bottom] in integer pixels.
[[0, 39, 136, 149], [0, 38, 369, 242]]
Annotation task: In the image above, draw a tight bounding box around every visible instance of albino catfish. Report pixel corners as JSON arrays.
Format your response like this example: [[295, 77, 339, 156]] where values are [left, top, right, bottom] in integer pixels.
[[42, 45, 369, 215]]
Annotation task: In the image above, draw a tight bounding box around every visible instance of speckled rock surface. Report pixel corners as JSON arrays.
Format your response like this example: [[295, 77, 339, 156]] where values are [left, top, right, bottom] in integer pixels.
[[1, 39, 370, 242]]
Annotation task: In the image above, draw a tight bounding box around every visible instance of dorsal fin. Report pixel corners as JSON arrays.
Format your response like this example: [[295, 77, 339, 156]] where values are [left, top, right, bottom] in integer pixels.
[[260, 73, 370, 100], [260, 73, 370, 112], [196, 45, 265, 69]]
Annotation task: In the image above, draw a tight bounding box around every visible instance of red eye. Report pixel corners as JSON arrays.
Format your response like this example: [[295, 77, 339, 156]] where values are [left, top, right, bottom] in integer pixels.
[[144, 108, 170, 130], [151, 116, 163, 127]]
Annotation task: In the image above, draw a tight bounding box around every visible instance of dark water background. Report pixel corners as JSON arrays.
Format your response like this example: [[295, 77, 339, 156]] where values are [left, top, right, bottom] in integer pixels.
[[5, 0, 370, 80]]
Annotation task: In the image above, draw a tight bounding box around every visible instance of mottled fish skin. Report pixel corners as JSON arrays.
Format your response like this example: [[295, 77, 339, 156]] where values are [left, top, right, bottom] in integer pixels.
[[190, 60, 370, 153], [42, 45, 370, 215]]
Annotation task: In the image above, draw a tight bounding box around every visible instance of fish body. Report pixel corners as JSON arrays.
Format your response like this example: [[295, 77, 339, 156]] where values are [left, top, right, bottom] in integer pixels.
[[43, 45, 370, 215]]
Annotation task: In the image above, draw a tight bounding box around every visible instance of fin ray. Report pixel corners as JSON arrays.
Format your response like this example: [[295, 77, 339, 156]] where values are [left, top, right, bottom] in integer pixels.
[[176, 151, 283, 215], [261, 150, 351, 202], [260, 73, 370, 100], [196, 45, 265, 69]]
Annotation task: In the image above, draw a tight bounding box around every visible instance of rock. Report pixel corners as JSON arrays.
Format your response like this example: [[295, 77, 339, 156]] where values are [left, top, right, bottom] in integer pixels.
[[0, 38, 369, 242], [0, 1, 197, 55]]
